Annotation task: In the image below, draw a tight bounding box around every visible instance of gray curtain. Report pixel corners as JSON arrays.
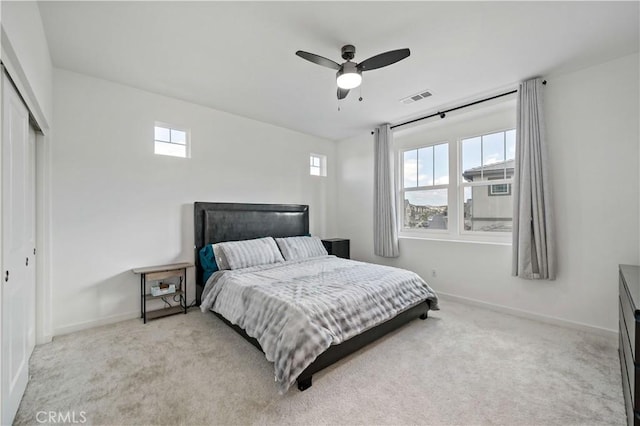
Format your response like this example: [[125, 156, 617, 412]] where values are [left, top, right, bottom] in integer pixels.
[[374, 124, 399, 257], [512, 78, 556, 279]]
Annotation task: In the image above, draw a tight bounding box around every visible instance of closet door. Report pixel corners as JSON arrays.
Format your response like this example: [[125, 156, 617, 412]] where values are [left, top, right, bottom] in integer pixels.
[[1, 71, 36, 425], [26, 124, 36, 351]]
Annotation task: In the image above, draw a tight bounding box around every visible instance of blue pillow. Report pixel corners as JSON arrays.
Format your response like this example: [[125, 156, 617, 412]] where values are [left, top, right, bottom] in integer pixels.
[[199, 245, 218, 283]]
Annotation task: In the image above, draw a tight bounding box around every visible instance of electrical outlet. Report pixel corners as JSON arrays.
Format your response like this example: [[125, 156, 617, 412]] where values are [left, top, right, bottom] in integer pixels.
[[431, 269, 437, 277]]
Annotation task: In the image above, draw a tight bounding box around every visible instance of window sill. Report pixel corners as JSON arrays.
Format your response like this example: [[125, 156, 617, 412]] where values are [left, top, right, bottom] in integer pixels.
[[398, 232, 512, 246]]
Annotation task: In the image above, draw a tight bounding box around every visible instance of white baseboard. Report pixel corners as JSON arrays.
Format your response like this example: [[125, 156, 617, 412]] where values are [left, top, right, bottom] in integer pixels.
[[53, 311, 139, 337], [50, 293, 618, 342], [37, 334, 53, 345], [437, 291, 618, 341]]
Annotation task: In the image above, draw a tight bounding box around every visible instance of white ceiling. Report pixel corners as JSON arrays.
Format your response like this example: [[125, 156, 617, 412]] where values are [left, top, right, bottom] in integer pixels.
[[38, 1, 639, 141]]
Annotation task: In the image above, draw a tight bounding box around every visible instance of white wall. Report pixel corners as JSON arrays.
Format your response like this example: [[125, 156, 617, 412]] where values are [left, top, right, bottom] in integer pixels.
[[336, 53, 639, 333], [1, 1, 52, 128], [51, 68, 337, 334]]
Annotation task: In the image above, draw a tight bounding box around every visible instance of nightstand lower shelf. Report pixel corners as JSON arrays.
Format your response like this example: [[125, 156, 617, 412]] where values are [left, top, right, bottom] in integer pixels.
[[146, 305, 185, 321]]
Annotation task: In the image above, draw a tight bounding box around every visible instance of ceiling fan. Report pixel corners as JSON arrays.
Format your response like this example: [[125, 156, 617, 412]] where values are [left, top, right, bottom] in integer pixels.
[[295, 45, 410, 100]]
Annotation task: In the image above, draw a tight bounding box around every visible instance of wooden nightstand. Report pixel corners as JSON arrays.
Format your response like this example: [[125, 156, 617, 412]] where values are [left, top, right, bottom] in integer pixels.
[[132, 262, 192, 323], [322, 238, 350, 259]]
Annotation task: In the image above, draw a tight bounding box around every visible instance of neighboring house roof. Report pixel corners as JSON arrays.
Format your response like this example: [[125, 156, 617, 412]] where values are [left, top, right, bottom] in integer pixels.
[[462, 159, 515, 181]]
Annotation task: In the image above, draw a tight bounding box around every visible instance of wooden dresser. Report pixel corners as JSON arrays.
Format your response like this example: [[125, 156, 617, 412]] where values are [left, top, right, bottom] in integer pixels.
[[620, 264, 640, 426]]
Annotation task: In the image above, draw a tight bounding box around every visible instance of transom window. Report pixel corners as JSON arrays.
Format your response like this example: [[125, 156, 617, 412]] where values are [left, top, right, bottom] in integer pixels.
[[154, 123, 190, 158], [310, 153, 327, 177]]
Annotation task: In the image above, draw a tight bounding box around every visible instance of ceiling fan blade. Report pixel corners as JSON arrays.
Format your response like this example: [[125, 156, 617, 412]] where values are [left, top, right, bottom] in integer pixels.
[[296, 51, 341, 70], [337, 87, 350, 100], [357, 48, 410, 72]]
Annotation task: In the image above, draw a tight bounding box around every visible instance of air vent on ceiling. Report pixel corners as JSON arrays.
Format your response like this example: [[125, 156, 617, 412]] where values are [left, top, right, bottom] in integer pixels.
[[401, 90, 433, 104]]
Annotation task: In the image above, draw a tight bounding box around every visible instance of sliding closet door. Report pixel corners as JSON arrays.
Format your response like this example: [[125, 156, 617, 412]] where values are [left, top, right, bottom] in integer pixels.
[[26, 124, 36, 351], [1, 71, 36, 425]]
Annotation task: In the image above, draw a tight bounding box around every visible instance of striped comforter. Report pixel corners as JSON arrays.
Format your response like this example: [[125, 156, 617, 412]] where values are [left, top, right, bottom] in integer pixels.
[[200, 255, 439, 393]]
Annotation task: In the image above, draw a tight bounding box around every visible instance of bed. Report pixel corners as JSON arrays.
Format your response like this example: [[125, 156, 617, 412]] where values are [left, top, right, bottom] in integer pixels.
[[194, 202, 438, 392]]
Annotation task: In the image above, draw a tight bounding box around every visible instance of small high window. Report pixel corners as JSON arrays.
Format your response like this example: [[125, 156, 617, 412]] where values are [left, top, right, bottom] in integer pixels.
[[154, 123, 190, 158], [310, 154, 327, 176]]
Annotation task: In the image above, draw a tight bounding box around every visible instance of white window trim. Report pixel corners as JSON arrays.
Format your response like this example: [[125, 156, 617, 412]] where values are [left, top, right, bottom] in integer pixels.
[[458, 127, 515, 240], [396, 128, 515, 245], [489, 183, 511, 195], [310, 153, 327, 177], [395, 140, 452, 238], [154, 121, 191, 158], [398, 141, 452, 236]]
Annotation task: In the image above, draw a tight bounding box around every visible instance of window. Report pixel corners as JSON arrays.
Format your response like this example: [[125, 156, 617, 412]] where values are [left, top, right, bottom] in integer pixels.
[[310, 153, 327, 176], [489, 183, 511, 196], [401, 142, 449, 230], [461, 129, 516, 233], [396, 99, 516, 241], [154, 123, 190, 158]]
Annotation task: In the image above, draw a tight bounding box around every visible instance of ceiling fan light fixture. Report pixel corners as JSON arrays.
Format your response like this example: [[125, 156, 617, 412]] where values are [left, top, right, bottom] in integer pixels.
[[336, 62, 362, 89], [296, 45, 410, 99]]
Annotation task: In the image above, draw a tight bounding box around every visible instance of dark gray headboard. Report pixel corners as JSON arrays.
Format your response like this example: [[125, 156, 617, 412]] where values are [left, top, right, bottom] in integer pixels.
[[194, 202, 309, 303]]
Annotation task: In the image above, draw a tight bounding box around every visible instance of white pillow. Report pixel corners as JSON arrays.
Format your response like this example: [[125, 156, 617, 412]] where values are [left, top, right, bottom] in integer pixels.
[[218, 237, 284, 270], [275, 236, 328, 261], [212, 244, 230, 271]]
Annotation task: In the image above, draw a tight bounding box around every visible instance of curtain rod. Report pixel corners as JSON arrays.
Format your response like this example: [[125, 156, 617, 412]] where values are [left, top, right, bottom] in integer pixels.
[[378, 80, 546, 133]]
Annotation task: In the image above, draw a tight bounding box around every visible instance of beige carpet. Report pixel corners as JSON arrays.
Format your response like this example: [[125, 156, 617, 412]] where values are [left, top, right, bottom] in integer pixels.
[[14, 300, 624, 425]]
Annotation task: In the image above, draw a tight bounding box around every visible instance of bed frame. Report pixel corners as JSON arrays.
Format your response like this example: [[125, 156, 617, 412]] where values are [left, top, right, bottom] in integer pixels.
[[194, 202, 431, 391]]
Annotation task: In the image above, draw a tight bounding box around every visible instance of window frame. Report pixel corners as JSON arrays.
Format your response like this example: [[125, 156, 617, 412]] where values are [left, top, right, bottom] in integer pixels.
[[309, 153, 327, 177], [458, 127, 516, 237], [396, 135, 516, 244], [489, 183, 511, 196], [154, 122, 190, 159], [394, 98, 517, 244], [399, 141, 451, 235]]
